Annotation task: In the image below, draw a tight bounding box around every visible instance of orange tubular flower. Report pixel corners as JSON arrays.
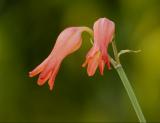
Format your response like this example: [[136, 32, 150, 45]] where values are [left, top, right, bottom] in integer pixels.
[[82, 18, 115, 76], [29, 27, 91, 90]]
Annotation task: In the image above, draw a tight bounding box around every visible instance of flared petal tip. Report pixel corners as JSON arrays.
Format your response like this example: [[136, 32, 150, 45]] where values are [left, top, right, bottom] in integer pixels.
[[29, 71, 34, 77], [49, 86, 53, 91], [82, 64, 85, 68], [88, 69, 104, 76], [48, 80, 55, 91], [88, 72, 94, 77], [29, 68, 41, 77], [87, 67, 97, 77], [82, 60, 88, 68], [37, 78, 45, 86], [100, 71, 104, 76], [106, 62, 111, 70], [99, 67, 104, 76]]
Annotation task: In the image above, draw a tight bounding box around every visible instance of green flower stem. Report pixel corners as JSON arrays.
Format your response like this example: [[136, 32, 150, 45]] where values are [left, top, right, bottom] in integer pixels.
[[116, 64, 146, 122], [112, 39, 120, 64], [110, 39, 146, 122], [82, 27, 93, 37]]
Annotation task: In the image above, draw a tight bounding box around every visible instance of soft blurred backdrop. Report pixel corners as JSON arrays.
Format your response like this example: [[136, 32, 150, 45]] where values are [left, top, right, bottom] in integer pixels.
[[0, 0, 160, 122]]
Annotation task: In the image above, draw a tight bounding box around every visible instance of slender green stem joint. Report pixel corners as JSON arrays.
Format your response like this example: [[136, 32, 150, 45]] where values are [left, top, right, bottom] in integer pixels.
[[112, 39, 120, 64], [116, 65, 146, 123]]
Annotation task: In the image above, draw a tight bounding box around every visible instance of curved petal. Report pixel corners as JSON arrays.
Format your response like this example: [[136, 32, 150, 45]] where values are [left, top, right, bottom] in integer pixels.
[[29, 56, 50, 77], [48, 63, 61, 90], [98, 56, 105, 75], [93, 18, 115, 47], [87, 51, 101, 76], [37, 71, 52, 86]]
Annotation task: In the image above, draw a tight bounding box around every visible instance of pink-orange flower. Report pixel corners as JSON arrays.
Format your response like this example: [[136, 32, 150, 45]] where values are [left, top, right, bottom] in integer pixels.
[[29, 18, 115, 90], [82, 18, 115, 76], [29, 27, 90, 90]]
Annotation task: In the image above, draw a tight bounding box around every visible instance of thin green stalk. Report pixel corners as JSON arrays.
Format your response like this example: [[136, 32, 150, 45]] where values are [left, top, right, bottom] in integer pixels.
[[110, 39, 146, 122], [112, 39, 120, 64], [116, 65, 146, 123]]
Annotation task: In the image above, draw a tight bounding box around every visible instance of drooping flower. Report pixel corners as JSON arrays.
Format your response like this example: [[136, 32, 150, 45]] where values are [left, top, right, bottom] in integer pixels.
[[82, 18, 115, 76], [29, 27, 92, 90]]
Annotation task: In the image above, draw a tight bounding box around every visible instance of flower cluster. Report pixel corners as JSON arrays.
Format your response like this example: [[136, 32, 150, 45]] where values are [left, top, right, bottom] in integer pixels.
[[29, 18, 115, 90]]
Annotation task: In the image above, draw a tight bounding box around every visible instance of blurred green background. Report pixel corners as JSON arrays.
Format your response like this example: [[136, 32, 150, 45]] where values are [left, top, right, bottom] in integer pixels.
[[0, 0, 160, 122]]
